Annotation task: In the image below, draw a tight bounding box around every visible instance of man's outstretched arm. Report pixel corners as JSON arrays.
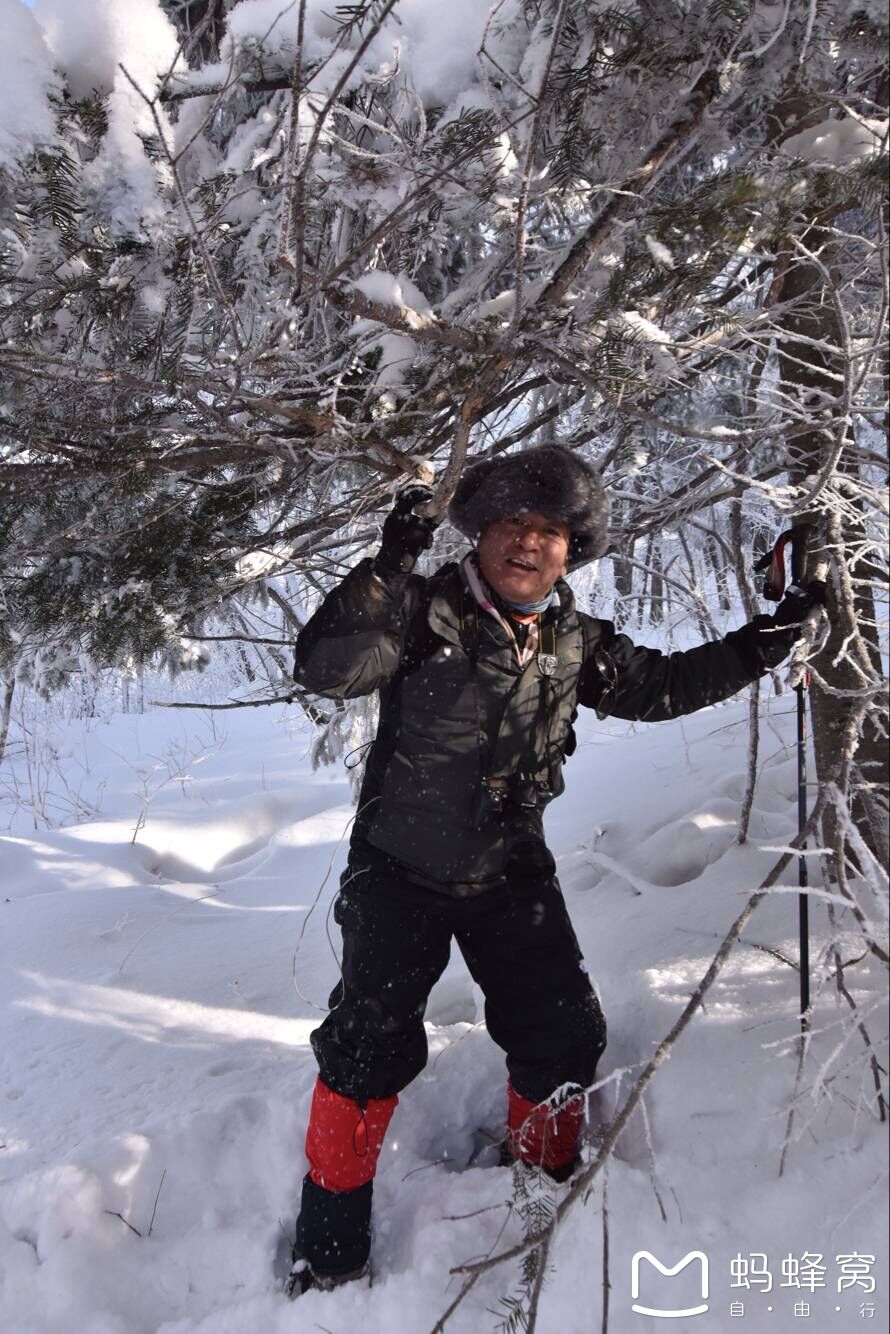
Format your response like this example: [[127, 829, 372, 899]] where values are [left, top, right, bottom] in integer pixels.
[[578, 588, 823, 723]]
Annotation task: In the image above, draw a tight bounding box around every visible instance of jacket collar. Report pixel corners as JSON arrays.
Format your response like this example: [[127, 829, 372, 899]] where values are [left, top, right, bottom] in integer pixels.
[[424, 560, 577, 651]]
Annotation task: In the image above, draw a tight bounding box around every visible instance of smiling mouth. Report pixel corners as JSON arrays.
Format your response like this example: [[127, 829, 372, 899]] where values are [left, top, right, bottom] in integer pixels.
[[506, 557, 537, 572]]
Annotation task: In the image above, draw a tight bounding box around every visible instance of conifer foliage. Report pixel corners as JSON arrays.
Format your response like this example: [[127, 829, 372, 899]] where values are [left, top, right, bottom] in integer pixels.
[[0, 2, 887, 844]]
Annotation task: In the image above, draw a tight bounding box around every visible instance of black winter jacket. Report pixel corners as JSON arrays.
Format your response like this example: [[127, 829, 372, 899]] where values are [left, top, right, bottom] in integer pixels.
[[293, 558, 796, 895]]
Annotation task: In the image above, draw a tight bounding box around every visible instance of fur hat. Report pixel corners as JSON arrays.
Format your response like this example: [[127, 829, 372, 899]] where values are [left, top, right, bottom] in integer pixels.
[[448, 444, 609, 570]]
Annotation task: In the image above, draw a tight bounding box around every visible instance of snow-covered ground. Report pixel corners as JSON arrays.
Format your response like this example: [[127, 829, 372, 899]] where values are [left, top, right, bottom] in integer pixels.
[[1, 689, 886, 1333]]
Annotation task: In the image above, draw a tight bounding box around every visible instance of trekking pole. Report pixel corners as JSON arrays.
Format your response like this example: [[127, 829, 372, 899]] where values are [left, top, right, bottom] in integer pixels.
[[754, 526, 812, 1031]]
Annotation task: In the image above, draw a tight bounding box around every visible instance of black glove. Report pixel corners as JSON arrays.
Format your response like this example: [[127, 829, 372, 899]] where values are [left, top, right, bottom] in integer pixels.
[[772, 580, 828, 630], [376, 486, 439, 574]]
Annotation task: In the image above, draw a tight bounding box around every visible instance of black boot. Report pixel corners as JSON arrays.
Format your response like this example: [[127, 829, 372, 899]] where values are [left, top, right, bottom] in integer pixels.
[[284, 1252, 369, 1298], [284, 1175, 373, 1300]]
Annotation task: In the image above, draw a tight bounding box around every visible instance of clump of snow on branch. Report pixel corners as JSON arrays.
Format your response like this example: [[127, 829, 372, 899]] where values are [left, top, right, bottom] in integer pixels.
[[351, 270, 433, 320], [645, 234, 675, 269], [782, 115, 888, 167], [348, 271, 435, 400], [224, 0, 496, 106], [614, 311, 678, 377], [30, 0, 183, 229], [0, 0, 60, 163]]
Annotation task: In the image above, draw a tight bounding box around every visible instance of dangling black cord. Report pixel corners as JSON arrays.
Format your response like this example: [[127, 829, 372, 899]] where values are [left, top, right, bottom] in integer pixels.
[[290, 799, 379, 1012], [343, 740, 374, 770]]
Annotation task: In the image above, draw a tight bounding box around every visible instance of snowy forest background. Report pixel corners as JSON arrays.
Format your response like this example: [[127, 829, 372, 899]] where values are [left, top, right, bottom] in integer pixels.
[[0, 2, 887, 1332]]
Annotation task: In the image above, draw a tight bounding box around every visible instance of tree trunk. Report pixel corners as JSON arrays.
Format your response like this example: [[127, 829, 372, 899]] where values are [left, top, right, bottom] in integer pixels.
[[775, 224, 888, 867], [647, 536, 664, 626], [0, 676, 15, 767], [610, 501, 635, 629], [705, 532, 731, 614], [611, 546, 634, 629]]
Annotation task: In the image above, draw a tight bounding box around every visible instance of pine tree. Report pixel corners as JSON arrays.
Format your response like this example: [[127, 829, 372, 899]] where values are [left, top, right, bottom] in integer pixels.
[[0, 0, 886, 856]]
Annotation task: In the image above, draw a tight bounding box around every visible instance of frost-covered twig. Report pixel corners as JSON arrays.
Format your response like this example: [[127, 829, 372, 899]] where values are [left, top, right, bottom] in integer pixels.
[[829, 804, 890, 967], [278, 0, 308, 277], [118, 65, 246, 356], [828, 905, 887, 1124], [524, 1227, 552, 1334], [152, 693, 297, 710], [638, 1096, 668, 1224], [429, 1272, 482, 1334], [265, 585, 305, 633], [778, 1012, 813, 1178], [822, 693, 889, 965], [280, 0, 402, 289], [779, 955, 887, 1174], [511, 0, 571, 334], [828, 782, 889, 905], [180, 634, 293, 645]]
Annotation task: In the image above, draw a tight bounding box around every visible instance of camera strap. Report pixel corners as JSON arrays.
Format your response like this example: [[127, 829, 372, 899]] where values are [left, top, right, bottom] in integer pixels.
[[485, 620, 563, 789], [538, 621, 557, 676]]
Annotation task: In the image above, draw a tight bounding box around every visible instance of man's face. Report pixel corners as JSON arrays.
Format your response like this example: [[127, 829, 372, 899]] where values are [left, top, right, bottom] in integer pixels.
[[477, 511, 571, 604]]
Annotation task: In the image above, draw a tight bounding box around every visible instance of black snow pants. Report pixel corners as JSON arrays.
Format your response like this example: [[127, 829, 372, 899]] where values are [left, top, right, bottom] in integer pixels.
[[311, 852, 607, 1107]]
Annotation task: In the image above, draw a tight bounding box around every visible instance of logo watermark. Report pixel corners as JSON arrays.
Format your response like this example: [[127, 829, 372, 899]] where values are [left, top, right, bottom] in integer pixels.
[[631, 1250, 709, 1318], [629, 1250, 878, 1321]]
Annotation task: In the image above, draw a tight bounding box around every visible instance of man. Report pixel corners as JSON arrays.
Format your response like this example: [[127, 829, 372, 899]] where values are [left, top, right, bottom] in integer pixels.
[[287, 444, 819, 1296]]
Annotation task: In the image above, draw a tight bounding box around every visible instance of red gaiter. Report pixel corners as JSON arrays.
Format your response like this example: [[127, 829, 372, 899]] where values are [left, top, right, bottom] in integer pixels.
[[305, 1077, 398, 1192], [507, 1082, 585, 1173]]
